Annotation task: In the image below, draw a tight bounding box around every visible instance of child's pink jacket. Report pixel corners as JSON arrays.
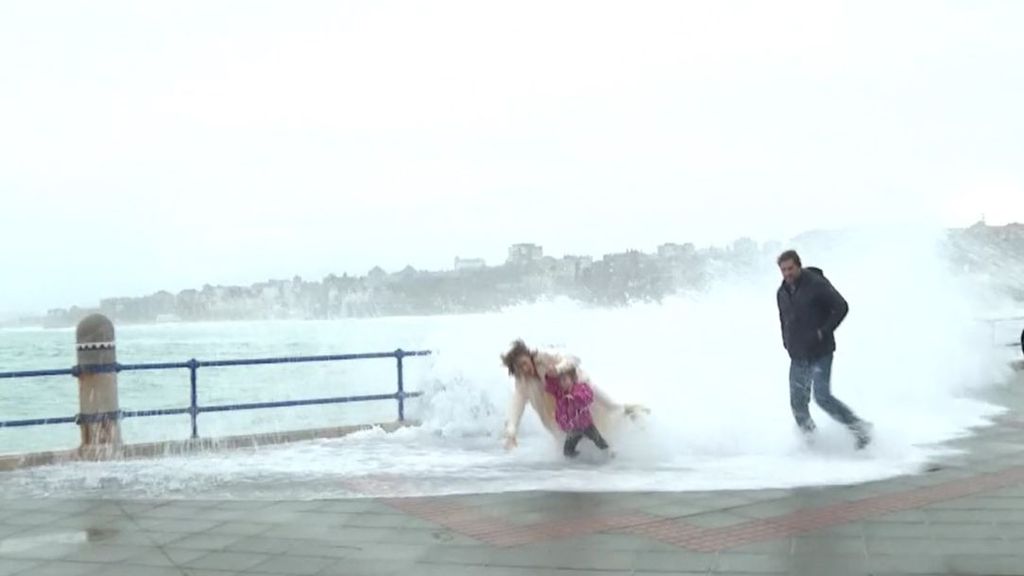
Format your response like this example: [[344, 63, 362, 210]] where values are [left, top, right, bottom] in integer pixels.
[[544, 375, 595, 431]]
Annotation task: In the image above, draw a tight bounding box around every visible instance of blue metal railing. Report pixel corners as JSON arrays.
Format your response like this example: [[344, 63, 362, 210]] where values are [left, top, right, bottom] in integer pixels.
[[0, 349, 431, 439]]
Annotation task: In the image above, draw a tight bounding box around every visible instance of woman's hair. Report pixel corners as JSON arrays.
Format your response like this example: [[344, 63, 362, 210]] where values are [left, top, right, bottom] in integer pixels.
[[500, 339, 533, 375]]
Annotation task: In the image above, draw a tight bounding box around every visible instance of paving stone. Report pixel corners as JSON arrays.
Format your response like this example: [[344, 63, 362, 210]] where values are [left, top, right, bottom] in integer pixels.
[[183, 550, 274, 572], [0, 541, 82, 561], [317, 558, 406, 576], [31, 502, 101, 516], [224, 535, 359, 558], [418, 545, 492, 565], [0, 559, 42, 576], [382, 528, 477, 546], [988, 486, 1024, 499], [248, 554, 337, 575], [868, 554, 955, 575], [1, 511, 68, 526], [167, 532, 248, 551], [59, 544, 155, 564], [715, 552, 793, 573], [927, 496, 1024, 510], [787, 553, 871, 576], [133, 503, 211, 520], [344, 543, 431, 561], [868, 510, 930, 523], [133, 518, 222, 533], [791, 535, 866, 555], [205, 521, 276, 536], [44, 515, 122, 531], [0, 499, 58, 512], [994, 523, 1024, 539], [929, 538, 1024, 555], [943, 555, 1024, 575], [122, 546, 207, 567], [865, 537, 937, 556], [131, 531, 190, 547], [336, 512, 435, 529], [486, 547, 635, 571], [116, 502, 166, 516], [925, 508, 1013, 524], [13, 562, 99, 576], [213, 500, 277, 511], [729, 538, 794, 554], [632, 550, 718, 572], [807, 524, 864, 537], [926, 522, 1007, 540], [860, 522, 931, 539], [731, 500, 815, 519], [94, 566, 185, 576]]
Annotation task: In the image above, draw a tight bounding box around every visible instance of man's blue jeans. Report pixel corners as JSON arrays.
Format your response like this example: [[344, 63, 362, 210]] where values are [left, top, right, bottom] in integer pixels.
[[789, 353, 861, 432]]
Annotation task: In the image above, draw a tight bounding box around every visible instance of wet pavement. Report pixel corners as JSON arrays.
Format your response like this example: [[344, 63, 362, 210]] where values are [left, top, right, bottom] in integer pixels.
[[2, 369, 1023, 576]]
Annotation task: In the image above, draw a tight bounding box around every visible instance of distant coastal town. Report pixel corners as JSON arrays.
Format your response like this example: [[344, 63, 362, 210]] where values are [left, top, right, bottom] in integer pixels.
[[12, 221, 1024, 329]]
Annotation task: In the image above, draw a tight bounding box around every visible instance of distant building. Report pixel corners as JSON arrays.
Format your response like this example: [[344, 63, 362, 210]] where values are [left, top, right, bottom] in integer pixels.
[[99, 297, 130, 315], [657, 243, 695, 259], [507, 243, 543, 265], [366, 266, 388, 286], [557, 255, 593, 276], [454, 257, 486, 271], [601, 250, 645, 274], [396, 265, 419, 277]]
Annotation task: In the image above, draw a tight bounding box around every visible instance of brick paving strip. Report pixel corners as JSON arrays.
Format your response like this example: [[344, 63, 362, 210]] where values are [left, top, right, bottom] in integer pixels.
[[623, 464, 1024, 551], [376, 463, 1024, 551]]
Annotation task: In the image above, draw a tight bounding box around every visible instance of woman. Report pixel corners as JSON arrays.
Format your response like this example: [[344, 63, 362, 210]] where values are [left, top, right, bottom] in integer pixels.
[[499, 339, 647, 450]]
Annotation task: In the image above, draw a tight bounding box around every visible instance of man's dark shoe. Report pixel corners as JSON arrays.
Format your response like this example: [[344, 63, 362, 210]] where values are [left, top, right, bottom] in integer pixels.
[[853, 422, 873, 450]]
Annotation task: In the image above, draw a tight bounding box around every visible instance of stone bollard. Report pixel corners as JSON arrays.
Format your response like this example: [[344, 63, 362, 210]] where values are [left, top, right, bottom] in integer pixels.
[[76, 314, 122, 457]]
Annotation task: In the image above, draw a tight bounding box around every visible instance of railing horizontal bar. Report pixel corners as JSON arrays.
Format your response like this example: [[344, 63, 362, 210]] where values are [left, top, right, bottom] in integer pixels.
[[197, 351, 429, 368], [0, 368, 75, 380], [198, 392, 422, 414], [0, 350, 432, 380], [0, 415, 79, 428], [122, 407, 193, 418], [116, 362, 193, 371], [0, 391, 424, 429]]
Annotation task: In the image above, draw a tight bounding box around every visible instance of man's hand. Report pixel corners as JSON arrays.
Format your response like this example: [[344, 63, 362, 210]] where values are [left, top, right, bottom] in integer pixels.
[[503, 434, 518, 450]]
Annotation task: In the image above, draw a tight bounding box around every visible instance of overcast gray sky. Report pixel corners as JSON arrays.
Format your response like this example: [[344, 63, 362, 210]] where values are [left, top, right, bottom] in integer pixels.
[[2, 0, 1022, 314]]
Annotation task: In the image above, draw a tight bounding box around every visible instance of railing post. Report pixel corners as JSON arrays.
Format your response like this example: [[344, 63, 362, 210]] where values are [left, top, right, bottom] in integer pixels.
[[75, 314, 122, 458], [395, 349, 405, 422], [188, 359, 199, 439]]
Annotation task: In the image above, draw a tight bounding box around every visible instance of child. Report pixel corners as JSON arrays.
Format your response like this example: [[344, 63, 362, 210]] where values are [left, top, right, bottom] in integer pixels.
[[544, 366, 612, 458]]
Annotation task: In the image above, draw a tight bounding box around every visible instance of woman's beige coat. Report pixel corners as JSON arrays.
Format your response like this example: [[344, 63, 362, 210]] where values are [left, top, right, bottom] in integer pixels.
[[503, 350, 645, 446]]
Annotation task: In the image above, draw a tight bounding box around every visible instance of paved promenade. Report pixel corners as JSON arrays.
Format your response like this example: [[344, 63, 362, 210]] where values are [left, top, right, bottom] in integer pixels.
[[2, 367, 1023, 576]]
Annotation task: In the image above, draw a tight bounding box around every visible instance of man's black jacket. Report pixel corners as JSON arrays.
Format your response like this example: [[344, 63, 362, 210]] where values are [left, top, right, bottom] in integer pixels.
[[777, 267, 849, 360]]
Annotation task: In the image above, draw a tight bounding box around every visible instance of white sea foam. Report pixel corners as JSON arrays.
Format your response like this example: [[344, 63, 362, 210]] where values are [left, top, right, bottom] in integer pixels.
[[0, 225, 1017, 499]]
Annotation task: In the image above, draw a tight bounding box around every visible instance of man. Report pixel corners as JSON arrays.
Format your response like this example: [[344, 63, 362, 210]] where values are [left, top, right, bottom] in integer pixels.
[[776, 250, 872, 449]]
